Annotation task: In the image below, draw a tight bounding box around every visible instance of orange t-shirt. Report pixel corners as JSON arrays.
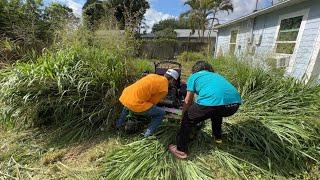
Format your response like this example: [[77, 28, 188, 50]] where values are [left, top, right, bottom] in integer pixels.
[[119, 74, 169, 112]]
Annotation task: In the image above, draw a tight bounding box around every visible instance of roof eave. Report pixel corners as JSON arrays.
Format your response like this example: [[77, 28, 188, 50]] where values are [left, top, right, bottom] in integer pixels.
[[215, 0, 307, 29]]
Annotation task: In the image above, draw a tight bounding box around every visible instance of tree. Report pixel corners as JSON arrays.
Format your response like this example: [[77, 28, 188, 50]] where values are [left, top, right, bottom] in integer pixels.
[[154, 28, 177, 39], [111, 0, 149, 30], [182, 0, 233, 39], [0, 0, 9, 36], [152, 19, 180, 33], [44, 3, 76, 26], [82, 0, 149, 31], [0, 0, 78, 63], [82, 0, 110, 31], [152, 18, 196, 33], [42, 3, 78, 43]]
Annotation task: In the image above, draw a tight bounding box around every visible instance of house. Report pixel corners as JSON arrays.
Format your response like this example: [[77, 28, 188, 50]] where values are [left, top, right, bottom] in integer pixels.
[[140, 33, 155, 40], [141, 29, 217, 43], [174, 29, 217, 43], [215, 0, 320, 83]]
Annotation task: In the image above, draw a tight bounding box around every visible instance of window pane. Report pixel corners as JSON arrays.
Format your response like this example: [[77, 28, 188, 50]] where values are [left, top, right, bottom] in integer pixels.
[[230, 30, 238, 43], [229, 44, 236, 54], [276, 43, 296, 54], [277, 31, 299, 41], [280, 16, 303, 30]]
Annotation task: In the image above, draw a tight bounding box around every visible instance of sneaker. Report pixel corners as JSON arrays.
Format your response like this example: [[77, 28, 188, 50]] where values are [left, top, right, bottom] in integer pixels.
[[215, 139, 223, 144], [168, 144, 188, 159], [144, 129, 152, 137], [115, 123, 124, 131]]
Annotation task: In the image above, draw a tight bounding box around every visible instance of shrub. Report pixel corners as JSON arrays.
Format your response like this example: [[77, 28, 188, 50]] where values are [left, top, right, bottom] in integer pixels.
[[132, 59, 154, 73], [154, 28, 177, 39], [177, 51, 207, 62]]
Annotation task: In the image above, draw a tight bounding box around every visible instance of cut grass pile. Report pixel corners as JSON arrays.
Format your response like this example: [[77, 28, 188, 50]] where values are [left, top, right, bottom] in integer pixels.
[[0, 129, 126, 179]]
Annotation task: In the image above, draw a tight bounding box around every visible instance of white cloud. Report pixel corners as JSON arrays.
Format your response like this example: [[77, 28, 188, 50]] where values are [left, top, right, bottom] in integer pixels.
[[216, 0, 270, 24], [143, 0, 263, 32], [143, 8, 176, 32], [65, 0, 83, 17], [216, 0, 256, 23]]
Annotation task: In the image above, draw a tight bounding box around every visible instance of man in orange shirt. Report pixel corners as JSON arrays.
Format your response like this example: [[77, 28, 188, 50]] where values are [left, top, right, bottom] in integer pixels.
[[116, 69, 179, 137]]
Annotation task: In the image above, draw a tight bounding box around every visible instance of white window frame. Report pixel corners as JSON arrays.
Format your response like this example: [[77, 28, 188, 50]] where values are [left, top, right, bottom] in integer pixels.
[[229, 29, 239, 55], [273, 9, 310, 73], [274, 9, 309, 55]]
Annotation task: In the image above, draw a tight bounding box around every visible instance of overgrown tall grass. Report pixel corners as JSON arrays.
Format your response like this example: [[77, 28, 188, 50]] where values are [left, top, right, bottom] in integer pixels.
[[214, 57, 320, 175], [0, 43, 134, 140], [102, 57, 320, 179]]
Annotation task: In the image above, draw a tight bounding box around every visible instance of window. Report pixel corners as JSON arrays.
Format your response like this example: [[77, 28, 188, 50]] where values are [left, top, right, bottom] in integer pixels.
[[275, 16, 303, 54], [229, 30, 238, 54]]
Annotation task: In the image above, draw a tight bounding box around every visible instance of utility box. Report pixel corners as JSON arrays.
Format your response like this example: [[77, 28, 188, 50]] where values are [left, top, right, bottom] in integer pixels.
[[255, 34, 262, 46]]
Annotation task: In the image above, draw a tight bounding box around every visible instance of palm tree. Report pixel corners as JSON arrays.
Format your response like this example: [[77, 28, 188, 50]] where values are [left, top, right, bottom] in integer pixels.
[[181, 0, 233, 40]]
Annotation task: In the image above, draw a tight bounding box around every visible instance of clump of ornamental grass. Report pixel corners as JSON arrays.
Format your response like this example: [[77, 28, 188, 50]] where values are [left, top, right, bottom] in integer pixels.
[[102, 57, 320, 179], [0, 45, 133, 140]]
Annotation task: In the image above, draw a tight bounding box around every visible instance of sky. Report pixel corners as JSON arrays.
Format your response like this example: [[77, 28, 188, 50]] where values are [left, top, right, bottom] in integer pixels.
[[46, 0, 275, 31]]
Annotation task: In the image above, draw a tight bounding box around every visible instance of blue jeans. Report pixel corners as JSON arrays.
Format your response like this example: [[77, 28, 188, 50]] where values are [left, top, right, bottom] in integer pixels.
[[116, 106, 165, 137]]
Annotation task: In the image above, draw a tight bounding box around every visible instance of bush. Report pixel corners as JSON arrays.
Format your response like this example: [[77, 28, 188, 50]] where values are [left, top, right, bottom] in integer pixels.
[[0, 1, 78, 63], [177, 51, 207, 62], [132, 59, 154, 73], [154, 28, 177, 39], [0, 45, 132, 140]]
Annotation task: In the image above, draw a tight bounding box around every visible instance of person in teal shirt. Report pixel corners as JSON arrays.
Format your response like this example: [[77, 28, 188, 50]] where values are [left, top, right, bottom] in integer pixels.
[[169, 61, 241, 159]]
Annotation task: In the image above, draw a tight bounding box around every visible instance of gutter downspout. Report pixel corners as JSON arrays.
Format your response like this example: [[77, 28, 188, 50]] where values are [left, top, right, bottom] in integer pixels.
[[254, 0, 259, 12]]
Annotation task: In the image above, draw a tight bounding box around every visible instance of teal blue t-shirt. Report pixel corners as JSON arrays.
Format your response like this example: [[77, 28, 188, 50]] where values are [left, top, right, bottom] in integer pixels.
[[187, 70, 241, 106]]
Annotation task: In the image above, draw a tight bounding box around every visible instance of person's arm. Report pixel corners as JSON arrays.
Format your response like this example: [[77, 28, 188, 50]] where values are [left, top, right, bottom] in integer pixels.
[[182, 91, 195, 114], [149, 91, 168, 105], [183, 73, 196, 115]]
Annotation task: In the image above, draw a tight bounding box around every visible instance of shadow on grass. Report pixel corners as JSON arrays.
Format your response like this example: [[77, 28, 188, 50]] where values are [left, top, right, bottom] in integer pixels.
[[28, 118, 317, 179], [132, 119, 318, 178], [184, 120, 318, 177]]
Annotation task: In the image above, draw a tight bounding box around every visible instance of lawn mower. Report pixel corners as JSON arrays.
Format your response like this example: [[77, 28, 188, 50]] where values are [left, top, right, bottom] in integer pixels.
[[154, 60, 186, 112], [124, 60, 204, 136]]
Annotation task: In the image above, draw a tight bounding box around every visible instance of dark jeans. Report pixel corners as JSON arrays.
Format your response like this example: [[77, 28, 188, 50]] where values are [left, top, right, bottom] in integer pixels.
[[176, 103, 239, 153], [116, 106, 165, 137]]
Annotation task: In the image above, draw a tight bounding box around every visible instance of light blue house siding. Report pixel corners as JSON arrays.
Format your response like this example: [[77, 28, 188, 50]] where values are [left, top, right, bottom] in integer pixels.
[[215, 0, 320, 82]]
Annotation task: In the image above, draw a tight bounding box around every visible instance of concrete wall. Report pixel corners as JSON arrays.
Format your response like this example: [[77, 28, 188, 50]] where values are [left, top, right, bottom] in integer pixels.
[[216, 0, 320, 82]]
